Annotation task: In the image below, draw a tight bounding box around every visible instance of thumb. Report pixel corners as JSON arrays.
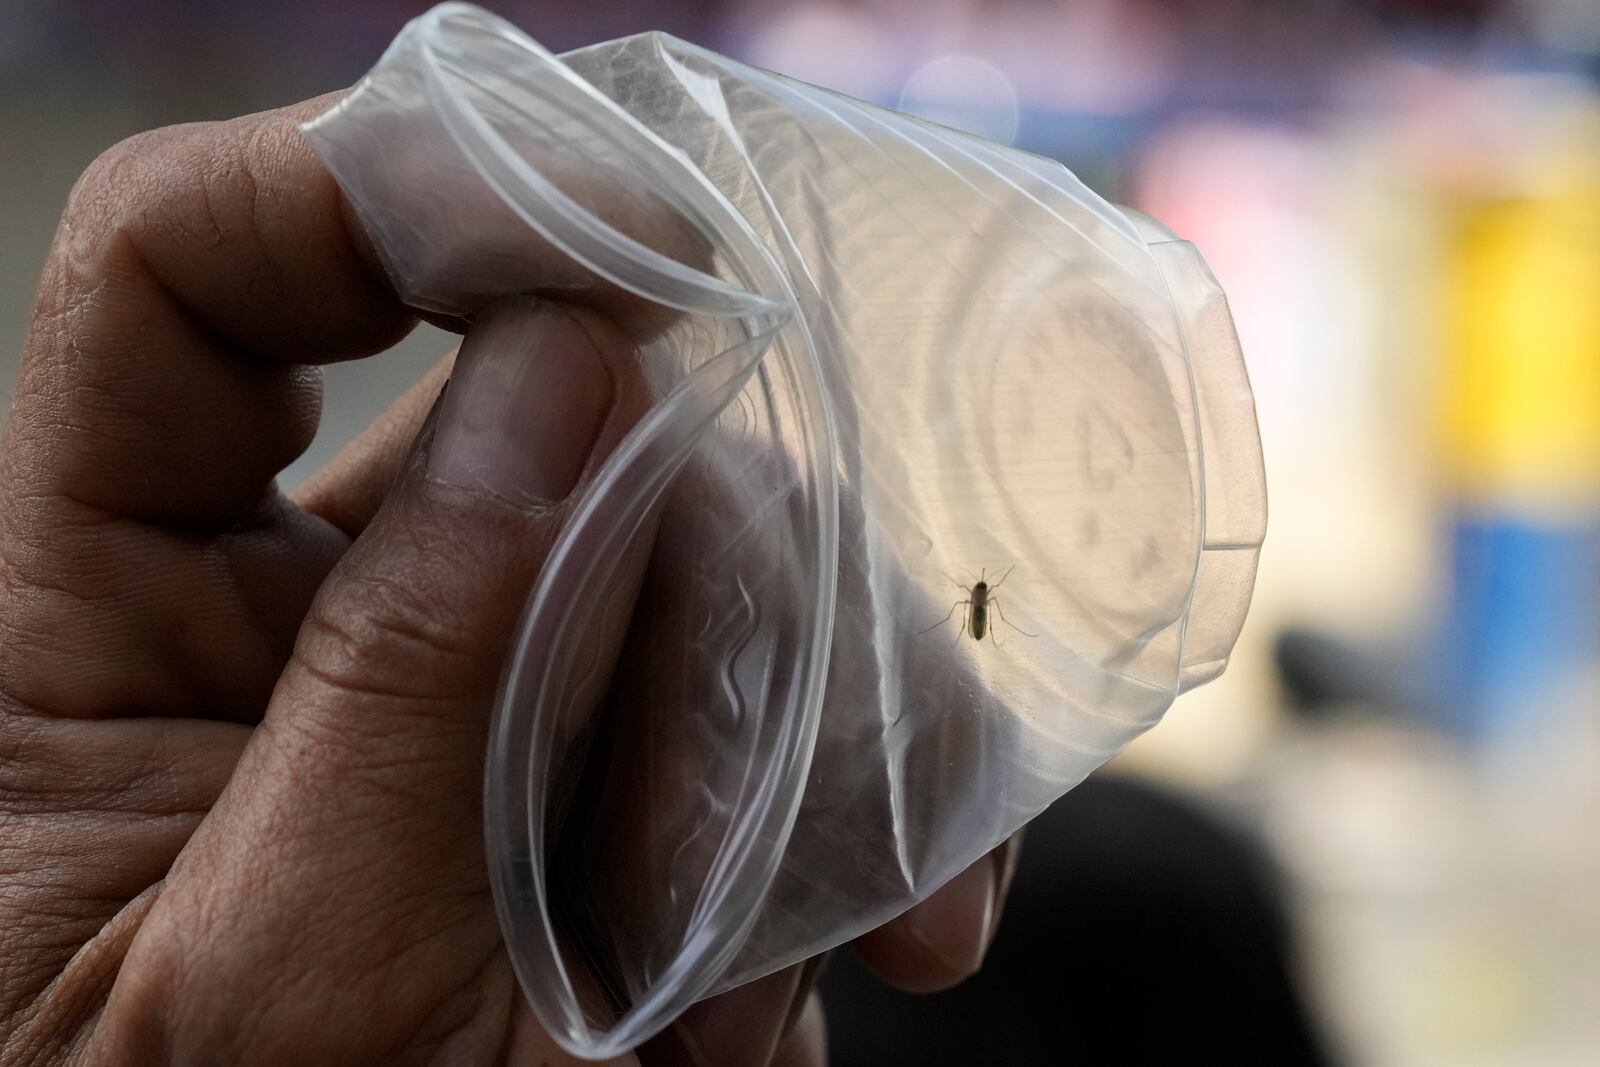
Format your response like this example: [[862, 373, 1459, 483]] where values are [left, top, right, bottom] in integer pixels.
[[276, 292, 648, 789], [95, 297, 651, 1064]]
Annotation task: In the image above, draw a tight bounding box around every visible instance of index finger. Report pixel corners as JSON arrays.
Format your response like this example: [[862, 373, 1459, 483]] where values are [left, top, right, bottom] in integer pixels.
[[3, 93, 412, 530]]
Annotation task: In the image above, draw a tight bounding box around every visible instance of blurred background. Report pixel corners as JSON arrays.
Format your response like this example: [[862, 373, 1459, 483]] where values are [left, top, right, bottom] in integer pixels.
[[2, 1, 1597, 1064]]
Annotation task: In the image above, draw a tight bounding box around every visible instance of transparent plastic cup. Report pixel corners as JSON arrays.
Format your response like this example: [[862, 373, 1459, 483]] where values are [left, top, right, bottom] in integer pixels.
[[303, 3, 1267, 1057]]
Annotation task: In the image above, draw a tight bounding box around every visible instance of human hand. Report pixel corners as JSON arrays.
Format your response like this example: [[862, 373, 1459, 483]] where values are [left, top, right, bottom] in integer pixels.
[[0, 95, 1019, 1066]]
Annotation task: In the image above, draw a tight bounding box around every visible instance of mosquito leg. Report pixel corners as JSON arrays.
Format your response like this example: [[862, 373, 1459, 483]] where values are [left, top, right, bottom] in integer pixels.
[[916, 599, 967, 636], [991, 597, 1038, 637], [990, 564, 1017, 591]]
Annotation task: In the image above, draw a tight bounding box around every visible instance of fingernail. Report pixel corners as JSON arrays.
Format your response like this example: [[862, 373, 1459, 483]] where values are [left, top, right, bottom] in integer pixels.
[[427, 296, 616, 505], [904, 855, 997, 978]]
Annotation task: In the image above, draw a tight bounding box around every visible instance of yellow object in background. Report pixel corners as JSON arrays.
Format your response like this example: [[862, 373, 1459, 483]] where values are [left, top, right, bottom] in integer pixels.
[[1437, 138, 1600, 513]]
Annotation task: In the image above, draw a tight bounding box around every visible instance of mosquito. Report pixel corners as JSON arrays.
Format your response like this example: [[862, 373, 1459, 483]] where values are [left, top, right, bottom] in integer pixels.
[[916, 565, 1038, 645]]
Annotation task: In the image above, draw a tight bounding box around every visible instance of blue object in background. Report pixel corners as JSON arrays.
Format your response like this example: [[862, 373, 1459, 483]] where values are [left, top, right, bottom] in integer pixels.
[[1437, 510, 1600, 741]]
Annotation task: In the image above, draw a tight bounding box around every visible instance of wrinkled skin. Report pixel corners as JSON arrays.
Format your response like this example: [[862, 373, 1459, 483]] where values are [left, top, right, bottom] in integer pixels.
[[0, 94, 1020, 1067]]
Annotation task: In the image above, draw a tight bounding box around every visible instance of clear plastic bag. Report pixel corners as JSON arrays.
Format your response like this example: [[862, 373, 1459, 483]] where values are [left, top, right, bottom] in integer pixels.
[[301, 3, 1267, 1057]]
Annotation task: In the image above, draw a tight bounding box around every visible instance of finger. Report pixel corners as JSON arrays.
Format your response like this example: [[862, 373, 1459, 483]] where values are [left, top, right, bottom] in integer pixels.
[[502, 994, 641, 1067], [0, 93, 414, 719], [769, 993, 827, 1067], [0, 487, 351, 722], [851, 832, 1022, 994], [6, 92, 410, 528], [642, 956, 825, 1067], [291, 350, 456, 537], [90, 299, 655, 1063], [2, 82, 689, 722]]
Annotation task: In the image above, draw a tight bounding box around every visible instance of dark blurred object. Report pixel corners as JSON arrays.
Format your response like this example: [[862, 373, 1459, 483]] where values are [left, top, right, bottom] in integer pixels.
[[1275, 627, 1401, 715], [822, 775, 1335, 1065]]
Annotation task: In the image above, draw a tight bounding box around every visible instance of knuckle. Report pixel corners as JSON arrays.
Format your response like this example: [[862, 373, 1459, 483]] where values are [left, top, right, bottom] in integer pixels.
[[66, 130, 151, 212], [56, 122, 231, 277], [293, 570, 489, 709], [63, 127, 174, 239]]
